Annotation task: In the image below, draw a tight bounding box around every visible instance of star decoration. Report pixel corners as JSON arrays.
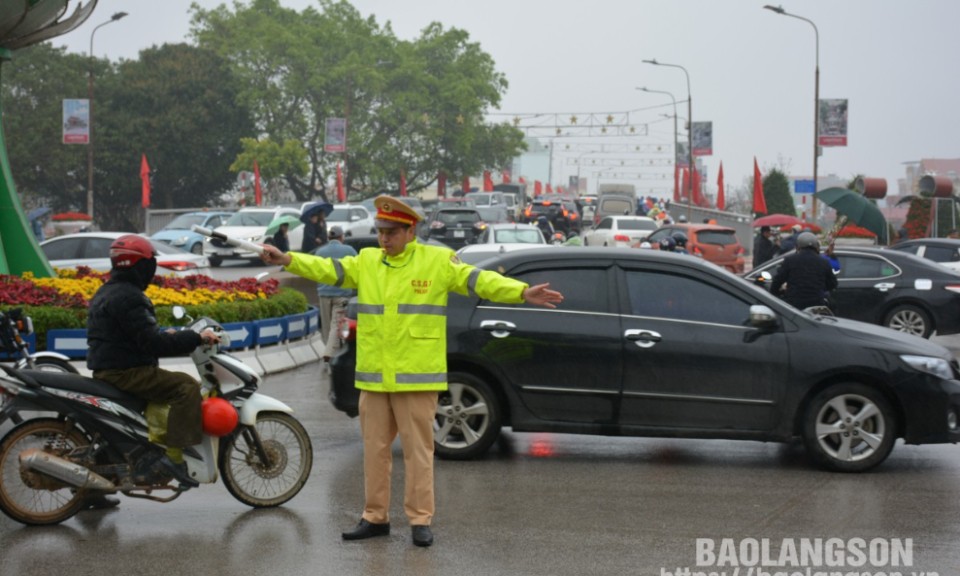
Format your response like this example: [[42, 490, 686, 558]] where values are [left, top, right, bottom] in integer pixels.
[[629, 126, 636, 134], [570, 115, 578, 124], [606, 115, 614, 124], [512, 116, 520, 126], [457, 114, 465, 124]]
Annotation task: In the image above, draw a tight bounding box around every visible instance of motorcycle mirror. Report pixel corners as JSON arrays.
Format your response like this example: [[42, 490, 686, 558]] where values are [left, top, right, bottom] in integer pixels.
[[255, 271, 270, 282], [172, 306, 186, 320]]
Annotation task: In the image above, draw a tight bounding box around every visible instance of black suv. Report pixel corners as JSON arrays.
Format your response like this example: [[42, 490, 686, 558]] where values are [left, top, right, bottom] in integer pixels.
[[328, 247, 960, 472], [425, 207, 484, 249], [520, 197, 581, 234]]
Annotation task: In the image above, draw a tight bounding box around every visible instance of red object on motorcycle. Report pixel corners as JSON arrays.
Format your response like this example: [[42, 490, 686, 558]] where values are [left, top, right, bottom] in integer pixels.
[[202, 397, 239, 436]]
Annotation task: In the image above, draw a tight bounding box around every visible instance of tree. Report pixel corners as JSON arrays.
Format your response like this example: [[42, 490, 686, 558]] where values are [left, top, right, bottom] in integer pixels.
[[1, 43, 97, 212], [762, 167, 795, 216], [191, 0, 525, 200], [94, 43, 255, 229]]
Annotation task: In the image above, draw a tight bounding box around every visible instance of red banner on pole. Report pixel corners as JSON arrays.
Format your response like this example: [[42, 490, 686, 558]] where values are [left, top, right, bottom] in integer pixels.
[[336, 162, 345, 202], [753, 157, 767, 214], [437, 172, 446, 198], [400, 170, 407, 197], [253, 160, 262, 206], [716, 162, 725, 211], [140, 154, 150, 208]]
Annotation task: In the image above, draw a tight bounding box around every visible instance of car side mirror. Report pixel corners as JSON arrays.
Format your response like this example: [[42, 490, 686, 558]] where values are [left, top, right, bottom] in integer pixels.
[[748, 304, 778, 329]]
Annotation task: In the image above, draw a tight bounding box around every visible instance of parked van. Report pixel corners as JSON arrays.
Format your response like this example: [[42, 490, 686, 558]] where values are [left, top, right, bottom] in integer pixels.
[[594, 194, 637, 226]]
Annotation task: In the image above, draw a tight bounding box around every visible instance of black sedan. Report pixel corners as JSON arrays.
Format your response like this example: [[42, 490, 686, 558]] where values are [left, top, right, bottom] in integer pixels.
[[330, 247, 960, 472], [746, 247, 960, 338]]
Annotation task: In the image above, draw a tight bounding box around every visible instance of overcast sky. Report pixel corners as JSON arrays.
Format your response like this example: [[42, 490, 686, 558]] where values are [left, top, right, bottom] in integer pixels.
[[53, 0, 960, 199]]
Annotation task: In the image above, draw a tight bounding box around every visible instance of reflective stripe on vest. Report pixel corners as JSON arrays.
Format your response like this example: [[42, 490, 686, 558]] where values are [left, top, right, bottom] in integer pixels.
[[357, 304, 384, 315], [467, 268, 482, 297], [356, 371, 446, 384], [397, 304, 446, 316], [332, 259, 346, 287]]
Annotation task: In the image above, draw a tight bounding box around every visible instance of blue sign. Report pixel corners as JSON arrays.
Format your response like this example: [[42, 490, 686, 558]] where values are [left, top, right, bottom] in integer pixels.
[[285, 313, 308, 340], [46, 329, 89, 359], [254, 318, 286, 346], [306, 307, 320, 334], [794, 179, 816, 193], [221, 321, 255, 350], [0, 333, 35, 359]]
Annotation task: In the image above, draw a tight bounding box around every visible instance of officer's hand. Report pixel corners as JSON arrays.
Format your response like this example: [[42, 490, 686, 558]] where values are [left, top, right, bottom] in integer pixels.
[[260, 244, 292, 267], [523, 283, 564, 309]]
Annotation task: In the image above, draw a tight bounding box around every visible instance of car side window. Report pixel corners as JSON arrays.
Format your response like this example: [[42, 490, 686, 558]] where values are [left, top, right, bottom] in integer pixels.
[[487, 268, 608, 313], [624, 270, 751, 326], [40, 238, 77, 260], [836, 255, 898, 279], [923, 245, 956, 263], [82, 237, 115, 259], [597, 218, 611, 230]]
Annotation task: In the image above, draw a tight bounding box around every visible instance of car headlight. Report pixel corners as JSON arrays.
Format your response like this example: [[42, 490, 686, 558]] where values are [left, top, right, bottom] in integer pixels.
[[901, 355, 954, 380], [172, 235, 189, 246]]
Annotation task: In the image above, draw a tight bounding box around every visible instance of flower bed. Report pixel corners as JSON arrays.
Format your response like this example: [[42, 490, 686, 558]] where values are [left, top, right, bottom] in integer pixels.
[[0, 268, 308, 348]]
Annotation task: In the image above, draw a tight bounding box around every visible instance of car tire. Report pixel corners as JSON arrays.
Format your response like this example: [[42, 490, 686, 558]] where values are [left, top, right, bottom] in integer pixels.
[[190, 243, 204, 255], [802, 383, 897, 473], [434, 372, 502, 460], [883, 304, 932, 338], [209, 255, 223, 267]]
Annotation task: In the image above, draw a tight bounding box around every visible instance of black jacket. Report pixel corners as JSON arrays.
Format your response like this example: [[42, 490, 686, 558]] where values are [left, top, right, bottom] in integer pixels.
[[86, 269, 201, 371], [752, 233, 777, 267], [769, 249, 839, 310]]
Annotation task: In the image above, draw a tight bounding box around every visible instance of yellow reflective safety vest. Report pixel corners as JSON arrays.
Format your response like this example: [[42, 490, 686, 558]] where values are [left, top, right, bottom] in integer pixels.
[[286, 239, 528, 393]]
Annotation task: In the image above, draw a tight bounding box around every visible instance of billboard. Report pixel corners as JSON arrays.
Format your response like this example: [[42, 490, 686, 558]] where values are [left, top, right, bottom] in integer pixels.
[[676, 141, 690, 168], [692, 121, 713, 156], [818, 99, 848, 147], [324, 117, 347, 152], [62, 99, 89, 144]]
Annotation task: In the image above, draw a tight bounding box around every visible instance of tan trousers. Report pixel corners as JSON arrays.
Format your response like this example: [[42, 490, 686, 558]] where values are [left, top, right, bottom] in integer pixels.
[[358, 390, 438, 526]]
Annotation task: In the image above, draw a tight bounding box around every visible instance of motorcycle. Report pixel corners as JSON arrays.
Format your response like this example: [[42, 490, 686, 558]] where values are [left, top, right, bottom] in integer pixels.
[[0, 308, 77, 375], [0, 306, 312, 526]]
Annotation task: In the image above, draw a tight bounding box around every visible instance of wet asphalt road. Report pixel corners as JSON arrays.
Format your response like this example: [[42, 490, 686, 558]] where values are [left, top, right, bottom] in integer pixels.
[[2, 362, 960, 576]]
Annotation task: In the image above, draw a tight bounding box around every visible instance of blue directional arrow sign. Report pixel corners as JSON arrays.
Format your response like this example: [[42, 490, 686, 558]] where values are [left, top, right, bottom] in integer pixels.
[[46, 329, 89, 358], [255, 318, 286, 346], [286, 314, 307, 340], [221, 321, 254, 350], [306, 307, 320, 334]]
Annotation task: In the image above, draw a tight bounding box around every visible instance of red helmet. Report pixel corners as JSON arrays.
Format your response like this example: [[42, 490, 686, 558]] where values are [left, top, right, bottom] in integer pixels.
[[201, 397, 239, 436], [109, 235, 156, 269]]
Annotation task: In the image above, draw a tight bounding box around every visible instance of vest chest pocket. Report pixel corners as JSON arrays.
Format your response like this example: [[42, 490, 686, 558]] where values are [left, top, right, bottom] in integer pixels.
[[408, 325, 442, 340]]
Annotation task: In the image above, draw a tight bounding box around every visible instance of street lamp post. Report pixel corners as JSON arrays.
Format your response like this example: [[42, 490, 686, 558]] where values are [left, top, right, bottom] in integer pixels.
[[638, 87, 679, 203], [86, 11, 128, 221], [764, 4, 819, 220], [642, 59, 692, 221]]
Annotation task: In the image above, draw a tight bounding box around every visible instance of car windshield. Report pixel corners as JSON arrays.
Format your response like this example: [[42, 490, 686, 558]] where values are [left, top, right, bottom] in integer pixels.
[[225, 211, 274, 226], [619, 219, 657, 231], [494, 228, 543, 244], [467, 195, 492, 206], [163, 214, 208, 230], [697, 230, 739, 246], [476, 207, 505, 221], [438, 211, 479, 225], [328, 208, 351, 222]]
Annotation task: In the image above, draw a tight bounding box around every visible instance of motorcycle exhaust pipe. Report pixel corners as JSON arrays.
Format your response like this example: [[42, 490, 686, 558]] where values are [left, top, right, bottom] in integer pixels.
[[19, 449, 116, 491]]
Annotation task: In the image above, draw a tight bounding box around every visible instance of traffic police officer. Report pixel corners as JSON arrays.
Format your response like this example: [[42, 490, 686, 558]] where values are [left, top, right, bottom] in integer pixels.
[[259, 196, 563, 547]]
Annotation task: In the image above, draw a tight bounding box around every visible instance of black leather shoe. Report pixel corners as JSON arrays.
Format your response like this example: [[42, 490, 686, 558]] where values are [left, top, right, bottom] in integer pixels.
[[411, 525, 434, 547], [342, 519, 390, 540]]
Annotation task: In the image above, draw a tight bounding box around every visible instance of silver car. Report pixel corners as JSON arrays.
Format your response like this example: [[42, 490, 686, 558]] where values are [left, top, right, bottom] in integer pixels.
[[40, 232, 211, 277]]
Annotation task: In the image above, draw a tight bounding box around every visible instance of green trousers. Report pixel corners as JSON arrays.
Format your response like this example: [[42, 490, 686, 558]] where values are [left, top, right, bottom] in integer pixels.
[[94, 365, 203, 448]]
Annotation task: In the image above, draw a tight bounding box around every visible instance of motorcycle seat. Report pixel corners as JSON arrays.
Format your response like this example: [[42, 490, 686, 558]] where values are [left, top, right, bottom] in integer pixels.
[[20, 369, 147, 414]]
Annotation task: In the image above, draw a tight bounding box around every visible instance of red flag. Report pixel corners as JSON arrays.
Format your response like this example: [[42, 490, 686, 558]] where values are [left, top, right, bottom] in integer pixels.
[[437, 172, 446, 198], [546, 183, 553, 194], [519, 176, 526, 184], [692, 168, 703, 206], [462, 175, 471, 194], [482, 170, 493, 192], [753, 157, 768, 214], [140, 154, 150, 208], [336, 162, 345, 202], [400, 170, 407, 197], [681, 169, 690, 201], [716, 162, 725, 211], [534, 180, 542, 196], [502, 168, 512, 184], [673, 165, 680, 203], [253, 160, 262, 206]]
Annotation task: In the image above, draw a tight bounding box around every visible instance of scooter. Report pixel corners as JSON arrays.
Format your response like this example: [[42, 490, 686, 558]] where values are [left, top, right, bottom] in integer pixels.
[[0, 306, 312, 526], [0, 308, 77, 374]]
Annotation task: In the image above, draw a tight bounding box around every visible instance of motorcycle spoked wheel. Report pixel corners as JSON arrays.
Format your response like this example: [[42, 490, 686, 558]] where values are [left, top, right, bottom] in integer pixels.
[[0, 418, 90, 525], [218, 412, 312, 508]]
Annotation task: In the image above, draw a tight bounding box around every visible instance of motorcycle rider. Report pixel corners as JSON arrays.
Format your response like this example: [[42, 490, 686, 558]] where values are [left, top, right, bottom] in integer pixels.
[[769, 232, 838, 310], [658, 236, 677, 252], [671, 231, 690, 255], [535, 215, 555, 243], [86, 235, 219, 488]]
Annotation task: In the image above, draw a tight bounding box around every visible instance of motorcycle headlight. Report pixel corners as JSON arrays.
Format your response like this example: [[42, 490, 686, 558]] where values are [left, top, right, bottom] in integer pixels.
[[901, 355, 954, 380]]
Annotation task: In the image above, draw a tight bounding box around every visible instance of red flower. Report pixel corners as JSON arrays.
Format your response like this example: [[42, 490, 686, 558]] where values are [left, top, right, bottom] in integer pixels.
[[837, 224, 877, 239]]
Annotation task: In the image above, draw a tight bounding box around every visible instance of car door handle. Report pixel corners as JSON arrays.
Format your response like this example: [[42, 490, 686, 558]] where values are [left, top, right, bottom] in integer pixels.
[[624, 329, 662, 348], [873, 282, 896, 292], [480, 320, 516, 339]]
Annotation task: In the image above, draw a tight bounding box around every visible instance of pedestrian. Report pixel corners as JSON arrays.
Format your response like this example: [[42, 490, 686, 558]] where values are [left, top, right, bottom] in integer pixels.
[[752, 225, 777, 267], [272, 222, 290, 253], [31, 216, 46, 242], [311, 225, 357, 361], [301, 211, 328, 253], [87, 235, 219, 489], [778, 224, 803, 254], [258, 196, 563, 548], [769, 232, 838, 310]]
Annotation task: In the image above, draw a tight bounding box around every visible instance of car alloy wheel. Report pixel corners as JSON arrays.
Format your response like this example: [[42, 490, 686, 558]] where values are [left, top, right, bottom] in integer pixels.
[[802, 383, 897, 472], [883, 304, 932, 338], [433, 372, 502, 460]]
